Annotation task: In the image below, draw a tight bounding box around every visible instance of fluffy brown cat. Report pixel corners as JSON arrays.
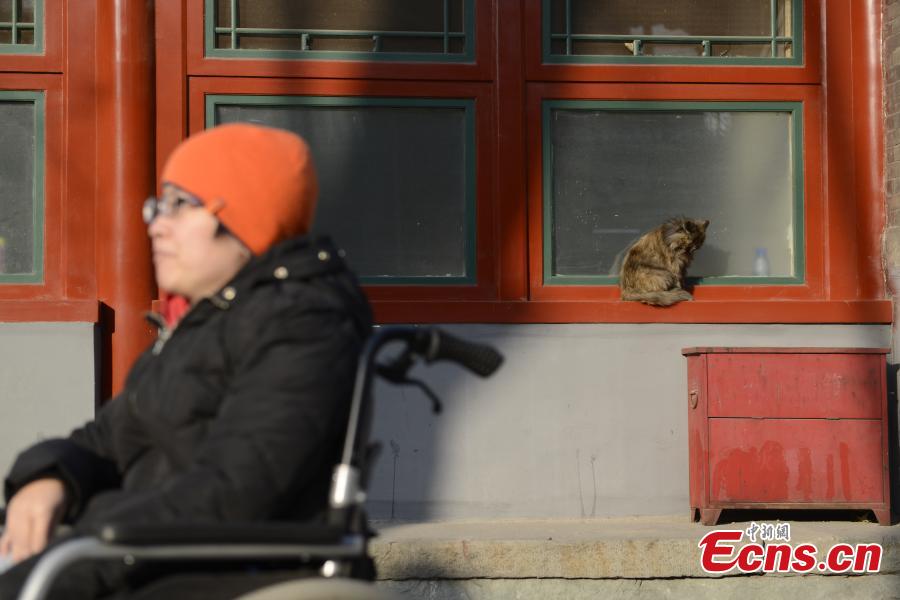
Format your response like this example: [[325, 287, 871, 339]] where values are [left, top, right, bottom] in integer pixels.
[[619, 217, 709, 306]]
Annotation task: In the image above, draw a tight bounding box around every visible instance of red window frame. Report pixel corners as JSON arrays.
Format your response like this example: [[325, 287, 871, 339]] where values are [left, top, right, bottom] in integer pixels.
[[527, 84, 825, 305], [0, 0, 63, 74], [522, 0, 823, 85], [182, 1, 496, 82], [156, 0, 890, 325], [0, 2, 98, 322], [518, 0, 886, 324], [0, 75, 62, 299], [188, 77, 498, 303]]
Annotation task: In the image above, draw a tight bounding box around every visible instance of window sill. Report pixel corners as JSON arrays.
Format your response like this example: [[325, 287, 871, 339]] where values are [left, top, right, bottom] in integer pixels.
[[372, 300, 892, 324], [0, 299, 884, 325], [0, 300, 99, 322]]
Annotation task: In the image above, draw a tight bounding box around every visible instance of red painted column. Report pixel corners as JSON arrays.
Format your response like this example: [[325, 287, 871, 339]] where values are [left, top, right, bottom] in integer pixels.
[[96, 0, 157, 398], [496, 0, 528, 301], [825, 0, 887, 301], [824, 0, 860, 300], [852, 0, 886, 300]]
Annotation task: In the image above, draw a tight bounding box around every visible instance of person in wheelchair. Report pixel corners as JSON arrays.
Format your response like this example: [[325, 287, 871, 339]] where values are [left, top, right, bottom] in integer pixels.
[[0, 123, 373, 599]]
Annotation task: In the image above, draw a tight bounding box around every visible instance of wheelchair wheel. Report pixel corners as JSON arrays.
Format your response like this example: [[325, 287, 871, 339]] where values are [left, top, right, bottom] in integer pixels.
[[233, 577, 404, 600]]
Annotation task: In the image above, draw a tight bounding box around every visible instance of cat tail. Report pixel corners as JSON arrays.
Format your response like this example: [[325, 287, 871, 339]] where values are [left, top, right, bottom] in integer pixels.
[[621, 289, 693, 307]]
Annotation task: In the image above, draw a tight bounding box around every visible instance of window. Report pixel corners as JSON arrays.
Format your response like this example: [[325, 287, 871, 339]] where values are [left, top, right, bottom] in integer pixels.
[[0, 2, 81, 322], [167, 0, 496, 307], [211, 95, 477, 284], [207, 0, 475, 62], [544, 101, 803, 285], [525, 0, 848, 317], [545, 0, 800, 64], [0, 0, 42, 54], [0, 90, 43, 283], [158, 0, 888, 324]]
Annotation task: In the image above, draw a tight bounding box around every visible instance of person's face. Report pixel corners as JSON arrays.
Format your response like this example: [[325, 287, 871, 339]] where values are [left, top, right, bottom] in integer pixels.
[[147, 184, 251, 303]]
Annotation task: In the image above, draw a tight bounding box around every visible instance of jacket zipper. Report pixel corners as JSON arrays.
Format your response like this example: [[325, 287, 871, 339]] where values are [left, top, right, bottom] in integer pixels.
[[145, 312, 171, 355], [145, 298, 221, 356]]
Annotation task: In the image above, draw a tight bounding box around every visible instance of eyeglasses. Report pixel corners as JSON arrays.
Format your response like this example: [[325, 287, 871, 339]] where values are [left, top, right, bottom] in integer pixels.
[[143, 192, 204, 224]]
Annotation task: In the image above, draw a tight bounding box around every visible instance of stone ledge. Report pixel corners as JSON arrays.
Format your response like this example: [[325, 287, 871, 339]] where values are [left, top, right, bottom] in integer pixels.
[[377, 575, 900, 600], [370, 516, 900, 580]]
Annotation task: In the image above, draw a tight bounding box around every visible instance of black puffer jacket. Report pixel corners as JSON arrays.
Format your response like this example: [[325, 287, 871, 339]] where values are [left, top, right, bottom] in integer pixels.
[[4, 235, 372, 530]]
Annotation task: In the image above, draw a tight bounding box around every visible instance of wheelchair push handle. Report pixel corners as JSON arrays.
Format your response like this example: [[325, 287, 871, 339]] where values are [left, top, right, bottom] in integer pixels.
[[416, 328, 503, 377], [334, 326, 502, 522]]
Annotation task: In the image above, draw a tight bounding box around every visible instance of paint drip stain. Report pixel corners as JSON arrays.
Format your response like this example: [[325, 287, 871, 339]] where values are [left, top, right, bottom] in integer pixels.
[[826, 454, 835, 500], [712, 441, 789, 501], [796, 447, 813, 501], [839, 442, 852, 501]]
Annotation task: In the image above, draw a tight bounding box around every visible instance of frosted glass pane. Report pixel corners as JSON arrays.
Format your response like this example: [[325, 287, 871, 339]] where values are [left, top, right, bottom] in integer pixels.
[[216, 103, 470, 280], [549, 109, 796, 280], [552, 0, 783, 36], [235, 0, 461, 31], [0, 101, 35, 275], [214, 0, 466, 55], [0, 1, 35, 25], [19, 0, 35, 23], [549, 0, 793, 58]]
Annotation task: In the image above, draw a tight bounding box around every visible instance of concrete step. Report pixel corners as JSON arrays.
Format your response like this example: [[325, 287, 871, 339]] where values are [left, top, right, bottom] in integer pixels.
[[369, 516, 900, 599]]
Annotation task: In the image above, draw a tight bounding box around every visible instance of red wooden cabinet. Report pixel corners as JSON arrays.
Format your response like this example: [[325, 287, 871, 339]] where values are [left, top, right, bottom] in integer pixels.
[[683, 347, 892, 526]]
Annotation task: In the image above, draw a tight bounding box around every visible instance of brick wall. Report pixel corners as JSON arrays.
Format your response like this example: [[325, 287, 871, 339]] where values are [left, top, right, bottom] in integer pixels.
[[885, 0, 900, 517], [885, 0, 900, 290]]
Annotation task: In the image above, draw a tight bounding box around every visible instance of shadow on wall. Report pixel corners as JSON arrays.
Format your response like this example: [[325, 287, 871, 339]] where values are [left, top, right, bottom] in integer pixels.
[[216, 0, 473, 282], [366, 325, 515, 522], [214, 2, 516, 523]]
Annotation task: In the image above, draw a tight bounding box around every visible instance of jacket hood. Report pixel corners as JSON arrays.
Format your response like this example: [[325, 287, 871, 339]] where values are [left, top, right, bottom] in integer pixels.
[[214, 235, 370, 334], [154, 236, 370, 333]]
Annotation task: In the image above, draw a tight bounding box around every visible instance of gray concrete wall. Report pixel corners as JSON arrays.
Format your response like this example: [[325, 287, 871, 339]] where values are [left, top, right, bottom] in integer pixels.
[[366, 324, 892, 521], [0, 322, 889, 524], [0, 323, 97, 478]]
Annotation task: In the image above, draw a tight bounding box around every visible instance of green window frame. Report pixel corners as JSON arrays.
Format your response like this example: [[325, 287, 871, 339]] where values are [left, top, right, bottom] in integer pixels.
[[0, 90, 44, 284], [542, 100, 804, 286], [205, 94, 478, 285], [0, 0, 43, 55], [205, 0, 476, 63], [543, 0, 802, 66]]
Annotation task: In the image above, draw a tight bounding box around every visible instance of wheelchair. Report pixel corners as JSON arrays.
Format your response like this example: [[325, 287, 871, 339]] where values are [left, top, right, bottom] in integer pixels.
[[13, 325, 503, 600]]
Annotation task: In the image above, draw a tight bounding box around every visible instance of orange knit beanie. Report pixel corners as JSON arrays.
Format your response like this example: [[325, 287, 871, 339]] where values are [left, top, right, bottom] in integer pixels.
[[160, 123, 318, 255]]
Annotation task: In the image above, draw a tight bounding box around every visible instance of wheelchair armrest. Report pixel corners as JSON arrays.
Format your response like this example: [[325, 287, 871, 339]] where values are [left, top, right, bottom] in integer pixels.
[[20, 525, 368, 600], [94, 521, 347, 546]]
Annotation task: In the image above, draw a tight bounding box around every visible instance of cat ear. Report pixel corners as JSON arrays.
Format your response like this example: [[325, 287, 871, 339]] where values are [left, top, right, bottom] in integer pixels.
[[697, 219, 710, 232], [662, 219, 680, 239]]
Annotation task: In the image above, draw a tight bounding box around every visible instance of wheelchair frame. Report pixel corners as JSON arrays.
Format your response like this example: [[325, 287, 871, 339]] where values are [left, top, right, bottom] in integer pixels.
[[15, 325, 502, 600]]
